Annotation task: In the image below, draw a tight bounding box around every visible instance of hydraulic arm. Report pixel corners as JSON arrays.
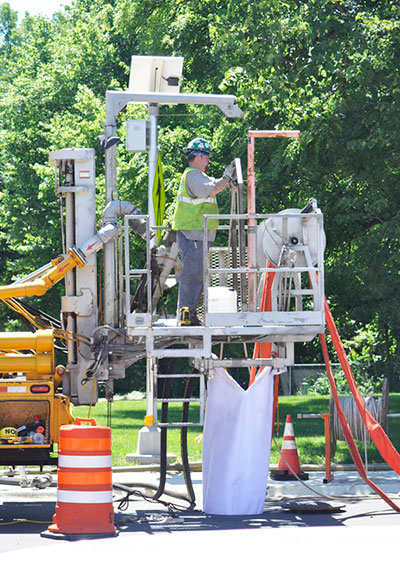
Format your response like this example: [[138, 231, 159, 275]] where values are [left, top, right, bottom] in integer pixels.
[[0, 222, 120, 301], [0, 247, 85, 300]]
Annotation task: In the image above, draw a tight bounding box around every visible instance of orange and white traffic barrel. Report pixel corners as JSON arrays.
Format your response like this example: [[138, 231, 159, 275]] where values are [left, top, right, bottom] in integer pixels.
[[42, 417, 118, 540]]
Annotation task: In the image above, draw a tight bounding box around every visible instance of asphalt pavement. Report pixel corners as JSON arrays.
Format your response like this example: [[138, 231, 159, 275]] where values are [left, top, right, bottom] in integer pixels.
[[0, 466, 399, 566]]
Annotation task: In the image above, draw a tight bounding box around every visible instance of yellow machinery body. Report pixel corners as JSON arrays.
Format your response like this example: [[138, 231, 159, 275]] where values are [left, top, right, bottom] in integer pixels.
[[0, 376, 74, 466], [0, 330, 74, 466]]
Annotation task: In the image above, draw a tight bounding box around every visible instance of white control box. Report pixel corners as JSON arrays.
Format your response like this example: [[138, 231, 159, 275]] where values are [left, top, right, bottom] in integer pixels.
[[126, 119, 148, 152], [129, 55, 183, 93]]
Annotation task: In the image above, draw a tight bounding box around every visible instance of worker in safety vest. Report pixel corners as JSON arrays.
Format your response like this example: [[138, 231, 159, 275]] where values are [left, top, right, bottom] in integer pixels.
[[172, 137, 235, 326]]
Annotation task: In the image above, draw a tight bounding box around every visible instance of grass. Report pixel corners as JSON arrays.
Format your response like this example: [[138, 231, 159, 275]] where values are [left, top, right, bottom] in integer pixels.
[[76, 394, 400, 467]]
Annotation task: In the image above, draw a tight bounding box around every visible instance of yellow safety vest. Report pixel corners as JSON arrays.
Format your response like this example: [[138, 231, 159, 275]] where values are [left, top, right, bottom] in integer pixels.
[[172, 168, 219, 231]]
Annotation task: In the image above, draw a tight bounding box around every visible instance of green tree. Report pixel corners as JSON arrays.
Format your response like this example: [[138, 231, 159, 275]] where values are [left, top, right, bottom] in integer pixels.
[[0, 0, 399, 385]]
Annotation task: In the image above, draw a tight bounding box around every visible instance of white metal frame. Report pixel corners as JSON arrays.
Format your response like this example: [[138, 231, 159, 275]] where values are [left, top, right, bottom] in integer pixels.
[[122, 207, 325, 426]]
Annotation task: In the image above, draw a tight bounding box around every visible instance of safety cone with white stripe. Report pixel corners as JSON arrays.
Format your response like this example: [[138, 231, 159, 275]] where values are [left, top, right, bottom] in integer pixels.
[[270, 414, 309, 481], [41, 417, 118, 540]]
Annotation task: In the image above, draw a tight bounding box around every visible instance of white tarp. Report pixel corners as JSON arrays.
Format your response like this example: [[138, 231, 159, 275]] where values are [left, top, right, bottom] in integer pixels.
[[202, 367, 277, 515]]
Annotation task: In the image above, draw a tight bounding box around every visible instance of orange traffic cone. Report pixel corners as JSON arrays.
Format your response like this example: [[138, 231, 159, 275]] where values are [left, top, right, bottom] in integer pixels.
[[270, 414, 308, 481]]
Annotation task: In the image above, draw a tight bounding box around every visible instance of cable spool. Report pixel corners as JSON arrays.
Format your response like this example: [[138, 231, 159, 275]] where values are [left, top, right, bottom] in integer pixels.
[[329, 378, 389, 458], [332, 396, 382, 444], [256, 207, 326, 268]]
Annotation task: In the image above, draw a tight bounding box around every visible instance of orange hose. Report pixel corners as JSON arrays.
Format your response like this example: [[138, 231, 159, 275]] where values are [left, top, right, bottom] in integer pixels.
[[320, 333, 400, 512], [249, 261, 275, 386], [325, 297, 400, 476], [249, 261, 280, 436]]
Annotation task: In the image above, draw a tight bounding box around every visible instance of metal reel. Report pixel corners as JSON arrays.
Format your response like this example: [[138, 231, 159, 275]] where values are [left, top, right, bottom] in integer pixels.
[[256, 208, 326, 269]]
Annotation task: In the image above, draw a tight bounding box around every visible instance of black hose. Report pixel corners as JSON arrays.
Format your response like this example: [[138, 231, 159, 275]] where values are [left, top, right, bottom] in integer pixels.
[[113, 481, 192, 505], [181, 376, 196, 508], [152, 360, 173, 500], [113, 362, 197, 512]]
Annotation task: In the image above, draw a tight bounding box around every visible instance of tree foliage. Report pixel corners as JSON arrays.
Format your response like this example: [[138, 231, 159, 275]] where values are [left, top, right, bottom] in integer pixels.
[[0, 0, 399, 379]]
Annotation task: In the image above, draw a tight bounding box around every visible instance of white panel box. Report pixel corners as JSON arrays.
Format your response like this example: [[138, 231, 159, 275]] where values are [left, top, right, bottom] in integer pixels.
[[128, 55, 184, 93], [126, 119, 148, 152]]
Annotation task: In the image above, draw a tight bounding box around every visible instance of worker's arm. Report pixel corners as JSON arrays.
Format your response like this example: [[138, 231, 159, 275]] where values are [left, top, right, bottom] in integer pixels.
[[209, 162, 235, 196], [209, 177, 230, 196], [186, 170, 230, 199]]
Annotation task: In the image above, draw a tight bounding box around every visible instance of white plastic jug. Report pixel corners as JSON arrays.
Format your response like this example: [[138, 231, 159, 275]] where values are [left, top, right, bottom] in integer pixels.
[[207, 286, 237, 313]]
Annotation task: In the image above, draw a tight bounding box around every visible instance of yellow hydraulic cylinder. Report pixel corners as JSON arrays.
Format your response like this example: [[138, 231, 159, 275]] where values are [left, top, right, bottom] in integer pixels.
[[0, 353, 54, 374], [0, 329, 54, 353], [0, 247, 86, 300]]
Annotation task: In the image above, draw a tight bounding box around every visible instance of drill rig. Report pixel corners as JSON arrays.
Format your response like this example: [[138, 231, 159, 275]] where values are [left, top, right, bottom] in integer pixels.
[[0, 58, 326, 469]]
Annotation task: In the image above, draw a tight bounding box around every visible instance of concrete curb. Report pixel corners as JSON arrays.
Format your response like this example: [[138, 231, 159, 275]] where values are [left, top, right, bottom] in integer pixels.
[[111, 462, 395, 473]]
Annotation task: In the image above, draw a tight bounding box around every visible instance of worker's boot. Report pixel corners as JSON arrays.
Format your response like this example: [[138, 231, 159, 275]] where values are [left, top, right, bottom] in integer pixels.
[[189, 315, 203, 326]]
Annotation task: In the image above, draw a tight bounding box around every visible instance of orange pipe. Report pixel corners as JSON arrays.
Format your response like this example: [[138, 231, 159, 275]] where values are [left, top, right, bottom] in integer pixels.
[[247, 130, 300, 139], [321, 413, 333, 483], [249, 261, 275, 386]]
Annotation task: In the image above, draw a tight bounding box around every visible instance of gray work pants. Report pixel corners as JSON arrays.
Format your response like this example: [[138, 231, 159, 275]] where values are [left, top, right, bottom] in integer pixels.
[[177, 231, 208, 319]]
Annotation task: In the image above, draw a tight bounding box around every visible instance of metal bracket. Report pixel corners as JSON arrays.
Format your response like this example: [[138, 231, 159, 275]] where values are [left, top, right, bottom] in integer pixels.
[[61, 288, 94, 316], [55, 185, 90, 194]]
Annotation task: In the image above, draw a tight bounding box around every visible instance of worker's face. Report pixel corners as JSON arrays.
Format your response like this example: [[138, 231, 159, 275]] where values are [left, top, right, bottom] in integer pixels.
[[197, 153, 210, 172]]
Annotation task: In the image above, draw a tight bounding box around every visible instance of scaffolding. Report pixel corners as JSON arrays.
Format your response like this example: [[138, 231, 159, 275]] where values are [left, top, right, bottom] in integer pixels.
[[122, 207, 325, 427]]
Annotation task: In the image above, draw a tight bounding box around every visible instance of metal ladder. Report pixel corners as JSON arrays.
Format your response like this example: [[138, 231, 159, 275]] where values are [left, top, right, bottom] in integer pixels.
[[152, 359, 206, 428]]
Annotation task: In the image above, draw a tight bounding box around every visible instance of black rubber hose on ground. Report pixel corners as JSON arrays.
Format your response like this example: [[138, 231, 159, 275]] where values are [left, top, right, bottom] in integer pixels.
[[113, 362, 197, 510], [113, 481, 193, 505]]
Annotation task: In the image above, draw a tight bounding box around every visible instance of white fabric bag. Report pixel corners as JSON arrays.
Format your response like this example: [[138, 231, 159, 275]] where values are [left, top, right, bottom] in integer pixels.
[[202, 367, 276, 515]]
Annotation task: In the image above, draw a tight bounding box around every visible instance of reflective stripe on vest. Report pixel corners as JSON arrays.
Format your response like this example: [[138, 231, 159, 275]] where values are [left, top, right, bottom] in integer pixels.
[[177, 194, 216, 205], [172, 167, 219, 231]]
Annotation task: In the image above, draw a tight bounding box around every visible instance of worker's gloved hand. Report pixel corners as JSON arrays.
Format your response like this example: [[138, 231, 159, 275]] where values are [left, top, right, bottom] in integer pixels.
[[223, 162, 236, 181], [229, 176, 238, 188]]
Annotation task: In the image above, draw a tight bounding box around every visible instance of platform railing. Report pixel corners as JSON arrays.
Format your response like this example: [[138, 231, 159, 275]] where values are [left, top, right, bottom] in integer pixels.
[[203, 212, 325, 331]]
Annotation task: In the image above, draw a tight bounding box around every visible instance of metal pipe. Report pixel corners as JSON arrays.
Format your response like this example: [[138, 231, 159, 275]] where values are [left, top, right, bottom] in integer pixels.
[[65, 191, 76, 363], [79, 223, 120, 257], [102, 200, 140, 221], [203, 217, 209, 313], [105, 125, 118, 201], [124, 217, 131, 322], [104, 123, 118, 327], [102, 200, 146, 238], [145, 357, 155, 423], [103, 244, 116, 326], [118, 232, 124, 328], [247, 134, 257, 311], [105, 91, 244, 122], [13, 263, 53, 285], [148, 105, 159, 248]]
